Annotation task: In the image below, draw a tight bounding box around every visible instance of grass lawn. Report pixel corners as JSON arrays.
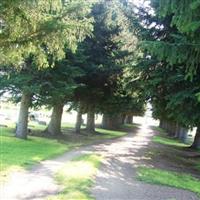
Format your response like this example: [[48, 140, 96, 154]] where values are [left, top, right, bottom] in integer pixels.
[[48, 154, 102, 200], [0, 127, 75, 180], [137, 126, 200, 195], [152, 128, 200, 171], [1, 123, 129, 181], [152, 135, 189, 147], [95, 128, 127, 139], [61, 125, 129, 144], [137, 167, 200, 196]]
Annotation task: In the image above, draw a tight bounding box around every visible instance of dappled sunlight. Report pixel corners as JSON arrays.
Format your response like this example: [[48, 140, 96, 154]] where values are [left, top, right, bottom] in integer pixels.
[[48, 154, 102, 200], [1, 116, 177, 200], [1, 116, 157, 199], [0, 0, 198, 199], [1, 170, 60, 200], [0, 126, 70, 173], [32, 156, 42, 161], [60, 163, 93, 179], [89, 121, 153, 162], [91, 120, 166, 198], [90, 118, 199, 200], [2, 118, 198, 200], [1, 154, 102, 200]]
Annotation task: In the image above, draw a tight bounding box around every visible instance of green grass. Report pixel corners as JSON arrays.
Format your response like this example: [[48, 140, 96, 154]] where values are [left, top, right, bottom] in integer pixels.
[[62, 122, 77, 129], [137, 167, 200, 195], [152, 126, 166, 133], [197, 163, 200, 171], [28, 121, 46, 131], [0, 123, 128, 181], [0, 127, 75, 179], [153, 129, 200, 172], [153, 135, 189, 147], [95, 128, 127, 139], [61, 125, 128, 143], [121, 123, 139, 128], [48, 154, 102, 200]]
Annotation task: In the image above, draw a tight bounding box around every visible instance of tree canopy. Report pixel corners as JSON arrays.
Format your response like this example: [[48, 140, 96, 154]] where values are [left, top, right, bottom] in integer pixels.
[[0, 0, 94, 67], [1, 0, 199, 149]]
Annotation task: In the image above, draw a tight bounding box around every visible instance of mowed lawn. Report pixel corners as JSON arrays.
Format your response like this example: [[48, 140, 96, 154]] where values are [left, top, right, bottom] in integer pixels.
[[0, 123, 129, 179], [0, 127, 72, 177], [137, 167, 200, 196], [137, 127, 200, 196]]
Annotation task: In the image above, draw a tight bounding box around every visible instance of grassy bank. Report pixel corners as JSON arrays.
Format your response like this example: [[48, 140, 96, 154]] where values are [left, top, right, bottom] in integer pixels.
[[152, 129, 200, 171], [0, 127, 73, 179], [152, 135, 189, 147], [137, 167, 200, 196], [136, 126, 200, 196], [1, 123, 129, 180]]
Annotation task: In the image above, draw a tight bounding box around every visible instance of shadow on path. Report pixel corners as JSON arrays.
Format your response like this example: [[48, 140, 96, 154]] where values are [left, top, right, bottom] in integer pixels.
[[91, 124, 200, 200], [1, 123, 199, 200]]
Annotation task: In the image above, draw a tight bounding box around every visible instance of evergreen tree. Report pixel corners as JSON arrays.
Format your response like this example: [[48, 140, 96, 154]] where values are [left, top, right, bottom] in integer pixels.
[[0, 0, 93, 67], [74, 0, 140, 132], [1, 1, 94, 139], [39, 48, 86, 136], [143, 0, 200, 78], [0, 60, 44, 139], [133, 0, 200, 149]]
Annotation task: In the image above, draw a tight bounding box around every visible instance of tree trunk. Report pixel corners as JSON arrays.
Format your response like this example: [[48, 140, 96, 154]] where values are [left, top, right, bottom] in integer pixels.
[[166, 121, 172, 135], [45, 103, 64, 136], [75, 107, 82, 134], [168, 122, 176, 137], [119, 114, 124, 125], [178, 127, 188, 143], [159, 120, 164, 129], [102, 114, 121, 130], [174, 123, 181, 138], [86, 109, 95, 133], [163, 120, 167, 130], [166, 121, 171, 135], [125, 115, 133, 124], [165, 121, 174, 136], [121, 114, 126, 125], [102, 114, 107, 128], [102, 114, 114, 129], [191, 126, 200, 149], [16, 91, 32, 139]]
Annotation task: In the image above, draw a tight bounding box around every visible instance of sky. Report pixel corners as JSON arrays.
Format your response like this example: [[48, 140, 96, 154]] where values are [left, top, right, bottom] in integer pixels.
[[129, 0, 154, 15], [130, 0, 150, 7]]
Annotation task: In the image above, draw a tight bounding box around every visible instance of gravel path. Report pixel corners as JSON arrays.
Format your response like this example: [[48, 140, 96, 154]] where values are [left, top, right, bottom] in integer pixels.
[[91, 125, 200, 200], [1, 123, 199, 200]]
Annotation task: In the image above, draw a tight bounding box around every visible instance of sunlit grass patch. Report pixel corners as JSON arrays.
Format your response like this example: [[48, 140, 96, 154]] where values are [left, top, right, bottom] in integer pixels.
[[62, 122, 76, 129], [61, 123, 128, 140], [137, 167, 200, 195], [1, 122, 127, 181], [95, 128, 127, 139], [121, 123, 139, 128], [48, 154, 102, 200], [153, 135, 188, 147], [0, 127, 73, 180], [28, 122, 46, 132]]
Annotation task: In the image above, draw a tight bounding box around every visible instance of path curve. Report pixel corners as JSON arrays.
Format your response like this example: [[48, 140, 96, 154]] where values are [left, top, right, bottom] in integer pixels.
[[91, 124, 200, 200], [1, 123, 199, 200]]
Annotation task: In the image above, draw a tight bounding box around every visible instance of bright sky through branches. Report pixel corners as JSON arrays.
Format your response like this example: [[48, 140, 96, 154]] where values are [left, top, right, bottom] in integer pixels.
[[129, 0, 150, 7]]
